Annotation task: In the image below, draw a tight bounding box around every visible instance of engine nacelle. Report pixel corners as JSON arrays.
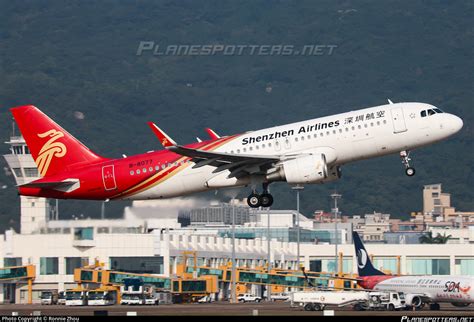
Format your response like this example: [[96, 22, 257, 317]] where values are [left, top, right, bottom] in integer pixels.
[[267, 154, 328, 184], [405, 294, 424, 309], [321, 165, 342, 183]]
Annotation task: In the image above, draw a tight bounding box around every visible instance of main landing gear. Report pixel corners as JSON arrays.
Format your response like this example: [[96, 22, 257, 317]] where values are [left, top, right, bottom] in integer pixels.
[[247, 183, 274, 208], [400, 150, 416, 177]]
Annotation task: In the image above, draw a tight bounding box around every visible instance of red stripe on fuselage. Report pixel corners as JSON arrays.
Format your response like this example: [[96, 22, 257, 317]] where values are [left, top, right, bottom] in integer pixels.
[[358, 275, 396, 289], [110, 134, 242, 199]]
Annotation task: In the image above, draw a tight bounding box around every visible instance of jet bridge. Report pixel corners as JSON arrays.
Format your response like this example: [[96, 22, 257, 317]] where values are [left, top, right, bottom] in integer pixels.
[[0, 265, 36, 304]]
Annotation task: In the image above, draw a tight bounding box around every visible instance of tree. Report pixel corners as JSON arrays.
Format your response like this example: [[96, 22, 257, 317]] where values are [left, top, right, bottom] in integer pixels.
[[419, 231, 452, 244]]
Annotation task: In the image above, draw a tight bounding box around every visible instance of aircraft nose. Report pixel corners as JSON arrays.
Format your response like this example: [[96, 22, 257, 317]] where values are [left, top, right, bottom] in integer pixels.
[[450, 114, 463, 134]]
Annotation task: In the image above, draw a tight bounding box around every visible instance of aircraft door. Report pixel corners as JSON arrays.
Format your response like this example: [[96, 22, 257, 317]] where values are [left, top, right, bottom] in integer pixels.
[[102, 165, 117, 190], [390, 107, 407, 133]]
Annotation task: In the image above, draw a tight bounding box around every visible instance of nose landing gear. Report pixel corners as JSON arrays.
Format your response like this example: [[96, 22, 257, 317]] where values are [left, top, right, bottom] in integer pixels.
[[246, 184, 274, 208], [400, 150, 416, 176]]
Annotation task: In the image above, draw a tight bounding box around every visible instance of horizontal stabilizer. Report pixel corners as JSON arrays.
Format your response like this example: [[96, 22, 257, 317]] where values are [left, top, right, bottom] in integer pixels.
[[147, 122, 177, 148], [19, 178, 80, 193]]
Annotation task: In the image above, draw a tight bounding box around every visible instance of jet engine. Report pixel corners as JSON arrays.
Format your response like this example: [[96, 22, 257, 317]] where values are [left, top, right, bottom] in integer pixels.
[[405, 295, 424, 309], [321, 165, 342, 183], [266, 154, 328, 184]]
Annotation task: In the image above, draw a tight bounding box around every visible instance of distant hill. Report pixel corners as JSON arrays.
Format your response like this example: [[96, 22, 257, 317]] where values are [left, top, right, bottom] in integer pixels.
[[0, 1, 472, 232]]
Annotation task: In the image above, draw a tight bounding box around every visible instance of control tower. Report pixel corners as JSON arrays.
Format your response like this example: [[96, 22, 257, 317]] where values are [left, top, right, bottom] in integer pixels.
[[3, 135, 52, 234]]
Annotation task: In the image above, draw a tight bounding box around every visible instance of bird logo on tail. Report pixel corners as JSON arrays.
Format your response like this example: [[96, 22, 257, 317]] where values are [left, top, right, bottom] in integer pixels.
[[36, 130, 67, 176]]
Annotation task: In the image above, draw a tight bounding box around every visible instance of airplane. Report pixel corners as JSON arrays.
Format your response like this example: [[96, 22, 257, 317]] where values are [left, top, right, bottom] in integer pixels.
[[10, 102, 463, 208], [353, 231, 473, 310]]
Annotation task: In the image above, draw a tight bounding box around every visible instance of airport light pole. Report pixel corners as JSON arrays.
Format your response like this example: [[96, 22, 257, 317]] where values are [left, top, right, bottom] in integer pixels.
[[292, 185, 304, 268], [231, 199, 236, 303], [331, 192, 342, 275], [266, 198, 271, 302]]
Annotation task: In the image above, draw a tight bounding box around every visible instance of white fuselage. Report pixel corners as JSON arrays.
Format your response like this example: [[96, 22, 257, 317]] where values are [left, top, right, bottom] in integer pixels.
[[374, 275, 474, 304], [132, 102, 463, 199]]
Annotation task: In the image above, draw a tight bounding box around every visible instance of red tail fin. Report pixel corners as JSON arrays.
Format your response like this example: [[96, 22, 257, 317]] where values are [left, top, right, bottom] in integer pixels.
[[10, 105, 107, 177]]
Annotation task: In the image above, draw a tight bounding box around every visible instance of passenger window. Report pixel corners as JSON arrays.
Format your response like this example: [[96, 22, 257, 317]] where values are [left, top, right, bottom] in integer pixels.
[[155, 166, 160, 171], [237, 149, 241, 153], [136, 169, 141, 174], [421, 110, 427, 117], [262, 144, 266, 148], [301, 136, 304, 141], [314, 133, 317, 138], [162, 164, 166, 170], [295, 137, 298, 142], [130, 171, 134, 176], [268, 143, 272, 147], [149, 167, 153, 172]]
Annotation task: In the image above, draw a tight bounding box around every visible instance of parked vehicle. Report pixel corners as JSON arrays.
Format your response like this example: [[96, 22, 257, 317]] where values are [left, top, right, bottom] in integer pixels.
[[144, 294, 159, 305], [87, 290, 117, 306], [120, 293, 145, 305], [40, 291, 58, 305], [238, 293, 262, 303], [58, 291, 66, 305], [291, 290, 406, 311], [198, 295, 213, 303], [271, 293, 290, 302], [65, 290, 87, 306]]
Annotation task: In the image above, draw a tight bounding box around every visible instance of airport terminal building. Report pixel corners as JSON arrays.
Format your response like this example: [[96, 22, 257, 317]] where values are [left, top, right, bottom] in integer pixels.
[[1, 136, 473, 304]]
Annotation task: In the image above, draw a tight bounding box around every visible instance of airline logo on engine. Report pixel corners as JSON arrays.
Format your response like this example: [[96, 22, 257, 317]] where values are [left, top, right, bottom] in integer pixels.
[[36, 129, 67, 176]]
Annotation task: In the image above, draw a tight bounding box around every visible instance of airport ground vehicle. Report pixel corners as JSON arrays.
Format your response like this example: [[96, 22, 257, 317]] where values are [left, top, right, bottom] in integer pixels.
[[87, 290, 117, 306], [120, 278, 159, 305], [271, 293, 290, 301], [197, 295, 214, 303], [238, 293, 262, 303], [121, 293, 145, 305], [291, 290, 406, 311], [40, 291, 58, 305], [65, 290, 87, 306], [58, 291, 65, 305], [144, 294, 159, 305]]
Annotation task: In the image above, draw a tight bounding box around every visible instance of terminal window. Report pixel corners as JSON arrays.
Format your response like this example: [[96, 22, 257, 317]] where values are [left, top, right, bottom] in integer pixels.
[[74, 227, 93, 240], [4, 257, 22, 267], [40, 257, 59, 275], [406, 258, 450, 275], [24, 168, 38, 177], [65, 257, 88, 275], [110, 256, 164, 274]]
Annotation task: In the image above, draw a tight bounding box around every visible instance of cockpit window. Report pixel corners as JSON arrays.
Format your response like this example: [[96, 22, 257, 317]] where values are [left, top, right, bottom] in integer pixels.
[[421, 110, 427, 117], [428, 109, 436, 116], [433, 108, 444, 113]]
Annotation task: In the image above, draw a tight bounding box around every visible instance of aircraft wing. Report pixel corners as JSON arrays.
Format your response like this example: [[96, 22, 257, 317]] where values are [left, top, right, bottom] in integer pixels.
[[148, 122, 282, 178]]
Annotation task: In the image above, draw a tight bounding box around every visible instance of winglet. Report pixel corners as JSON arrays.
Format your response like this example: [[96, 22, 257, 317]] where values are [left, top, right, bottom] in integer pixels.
[[205, 128, 221, 140], [147, 122, 177, 148]]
